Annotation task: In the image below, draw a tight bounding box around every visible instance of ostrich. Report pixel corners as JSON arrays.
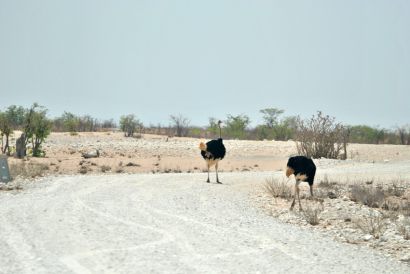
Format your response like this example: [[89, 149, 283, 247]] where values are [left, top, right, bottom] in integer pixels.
[[285, 156, 316, 210], [199, 120, 226, 183]]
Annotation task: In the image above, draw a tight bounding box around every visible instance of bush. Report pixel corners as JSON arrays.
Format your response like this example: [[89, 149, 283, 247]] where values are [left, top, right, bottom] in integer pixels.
[[400, 201, 410, 217], [272, 116, 298, 141], [255, 125, 273, 140], [120, 114, 143, 137], [79, 166, 89, 174], [207, 117, 220, 138], [301, 201, 324, 225], [396, 125, 410, 145], [315, 175, 341, 199], [169, 114, 190, 137], [225, 114, 250, 139], [386, 180, 406, 197], [9, 161, 49, 178], [295, 111, 348, 159], [0, 111, 13, 154], [349, 125, 385, 144], [23, 103, 52, 157], [264, 177, 293, 200], [100, 165, 111, 173], [260, 108, 284, 128], [350, 185, 385, 208], [397, 218, 410, 240], [354, 212, 386, 239]]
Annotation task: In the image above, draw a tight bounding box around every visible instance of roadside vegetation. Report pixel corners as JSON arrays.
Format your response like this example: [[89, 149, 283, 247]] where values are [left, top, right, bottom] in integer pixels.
[[0, 103, 409, 179], [262, 175, 410, 262], [2, 103, 409, 154]]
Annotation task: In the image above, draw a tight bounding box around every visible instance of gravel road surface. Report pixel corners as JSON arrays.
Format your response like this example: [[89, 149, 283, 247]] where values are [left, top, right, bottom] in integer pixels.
[[1, 171, 409, 273]]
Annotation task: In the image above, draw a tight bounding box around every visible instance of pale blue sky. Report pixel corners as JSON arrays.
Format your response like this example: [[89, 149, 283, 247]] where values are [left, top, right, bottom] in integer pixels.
[[1, 0, 409, 128]]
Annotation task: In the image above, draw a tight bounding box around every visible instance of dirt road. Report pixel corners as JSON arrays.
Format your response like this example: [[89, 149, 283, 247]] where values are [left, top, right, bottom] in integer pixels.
[[1, 172, 409, 273]]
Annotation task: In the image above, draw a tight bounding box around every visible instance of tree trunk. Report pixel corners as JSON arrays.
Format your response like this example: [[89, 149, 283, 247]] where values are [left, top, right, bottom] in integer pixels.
[[33, 136, 42, 157], [1, 134, 10, 155], [4, 135, 9, 155]]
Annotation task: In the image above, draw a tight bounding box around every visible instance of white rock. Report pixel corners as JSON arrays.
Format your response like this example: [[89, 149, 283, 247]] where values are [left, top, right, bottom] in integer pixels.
[[363, 234, 373, 241]]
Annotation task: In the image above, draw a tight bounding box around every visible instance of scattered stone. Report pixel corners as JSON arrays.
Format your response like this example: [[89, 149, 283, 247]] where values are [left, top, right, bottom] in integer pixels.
[[328, 191, 337, 199], [82, 149, 100, 159], [125, 162, 140, 167], [363, 234, 373, 241]]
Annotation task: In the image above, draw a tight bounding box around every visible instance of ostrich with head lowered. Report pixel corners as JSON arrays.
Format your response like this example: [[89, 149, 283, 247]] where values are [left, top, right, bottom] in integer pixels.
[[286, 155, 316, 211], [199, 120, 226, 183]]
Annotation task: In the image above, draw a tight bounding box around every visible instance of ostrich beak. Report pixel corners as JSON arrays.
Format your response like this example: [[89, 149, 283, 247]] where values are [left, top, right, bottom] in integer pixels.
[[286, 167, 294, 177]]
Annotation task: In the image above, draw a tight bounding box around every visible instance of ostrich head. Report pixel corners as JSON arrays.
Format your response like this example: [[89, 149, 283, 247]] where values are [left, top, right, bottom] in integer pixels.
[[286, 166, 294, 177], [199, 142, 207, 151]]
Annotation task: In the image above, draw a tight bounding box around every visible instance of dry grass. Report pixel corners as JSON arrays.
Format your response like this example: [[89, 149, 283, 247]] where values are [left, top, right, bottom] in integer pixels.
[[399, 200, 410, 217], [79, 165, 89, 174], [0, 184, 23, 191], [264, 177, 293, 200], [350, 185, 385, 208], [9, 161, 49, 178], [396, 218, 410, 240], [386, 180, 406, 197], [318, 175, 339, 188], [354, 212, 386, 239], [101, 165, 111, 173], [314, 175, 341, 199], [300, 200, 324, 225]]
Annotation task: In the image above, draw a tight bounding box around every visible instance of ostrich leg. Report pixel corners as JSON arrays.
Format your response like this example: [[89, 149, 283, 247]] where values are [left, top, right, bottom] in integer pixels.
[[206, 162, 210, 183], [215, 162, 222, 184]]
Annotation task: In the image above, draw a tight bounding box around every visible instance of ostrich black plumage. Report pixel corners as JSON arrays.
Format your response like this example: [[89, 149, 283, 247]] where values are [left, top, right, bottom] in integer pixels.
[[286, 156, 316, 210], [199, 120, 226, 183]]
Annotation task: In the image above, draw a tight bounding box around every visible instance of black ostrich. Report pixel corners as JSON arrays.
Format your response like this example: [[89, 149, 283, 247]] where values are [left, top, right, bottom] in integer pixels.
[[199, 120, 226, 183], [285, 156, 316, 210]]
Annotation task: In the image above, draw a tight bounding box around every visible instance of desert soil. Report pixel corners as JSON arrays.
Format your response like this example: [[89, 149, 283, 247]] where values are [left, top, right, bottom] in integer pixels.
[[7, 131, 410, 175]]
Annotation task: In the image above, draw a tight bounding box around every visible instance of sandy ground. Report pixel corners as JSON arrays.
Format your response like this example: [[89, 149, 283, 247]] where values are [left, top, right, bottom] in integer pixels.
[[7, 131, 410, 176], [1, 172, 409, 274], [2, 132, 410, 273]]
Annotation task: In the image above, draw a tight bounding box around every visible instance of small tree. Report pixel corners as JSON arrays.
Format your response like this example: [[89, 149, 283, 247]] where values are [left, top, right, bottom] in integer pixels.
[[295, 111, 347, 159], [260, 108, 284, 128], [78, 115, 97, 132], [375, 128, 385, 144], [273, 116, 298, 141], [120, 114, 142, 137], [397, 125, 410, 145], [225, 114, 250, 139], [101, 119, 117, 130], [0, 111, 13, 155], [256, 109, 296, 141], [60, 111, 79, 133], [255, 124, 272, 140], [5, 105, 26, 129], [23, 103, 52, 157], [170, 114, 190, 137], [349, 125, 386, 144], [0, 105, 27, 155], [207, 117, 219, 137]]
